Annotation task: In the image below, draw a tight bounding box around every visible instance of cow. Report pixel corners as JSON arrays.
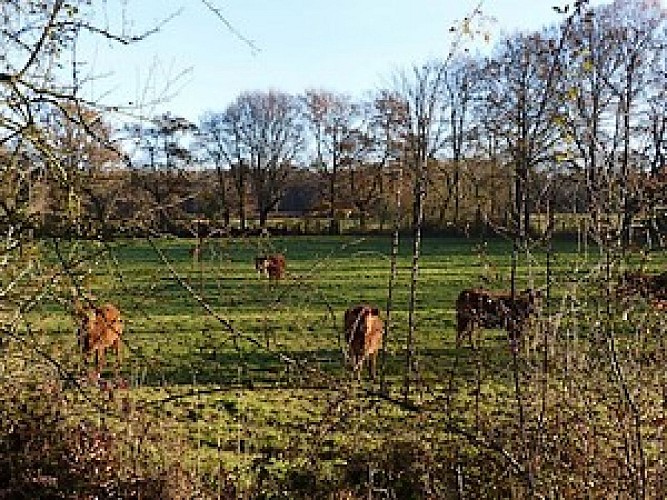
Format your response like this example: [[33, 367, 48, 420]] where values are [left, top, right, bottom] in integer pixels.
[[616, 270, 667, 301], [74, 298, 123, 374], [616, 270, 667, 315], [255, 253, 286, 280], [344, 304, 384, 380], [455, 288, 541, 348]]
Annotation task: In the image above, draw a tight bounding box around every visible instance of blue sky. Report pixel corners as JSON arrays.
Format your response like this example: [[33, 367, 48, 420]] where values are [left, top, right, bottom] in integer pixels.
[[79, 0, 608, 124]]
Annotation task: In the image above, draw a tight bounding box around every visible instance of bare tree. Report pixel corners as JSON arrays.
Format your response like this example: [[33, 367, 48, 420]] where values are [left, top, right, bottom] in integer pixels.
[[50, 104, 124, 236], [198, 112, 234, 227], [559, 0, 665, 246], [217, 101, 251, 231], [443, 56, 479, 224], [202, 92, 303, 230], [361, 91, 410, 229], [304, 90, 359, 234], [238, 91, 304, 227], [393, 61, 448, 398], [482, 30, 564, 245], [0, 1, 172, 231], [125, 113, 197, 232], [605, 0, 665, 246]]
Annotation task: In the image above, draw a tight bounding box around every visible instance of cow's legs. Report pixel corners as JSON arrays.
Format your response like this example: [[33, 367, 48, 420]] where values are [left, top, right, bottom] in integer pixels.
[[456, 315, 475, 349], [113, 339, 121, 374], [97, 347, 106, 373], [367, 353, 374, 380], [456, 313, 467, 348]]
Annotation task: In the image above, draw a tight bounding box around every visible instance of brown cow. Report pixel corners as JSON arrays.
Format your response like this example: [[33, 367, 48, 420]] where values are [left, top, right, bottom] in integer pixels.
[[616, 270, 667, 301], [74, 298, 123, 373], [616, 270, 667, 314], [255, 254, 286, 280], [344, 304, 384, 380], [455, 288, 541, 348]]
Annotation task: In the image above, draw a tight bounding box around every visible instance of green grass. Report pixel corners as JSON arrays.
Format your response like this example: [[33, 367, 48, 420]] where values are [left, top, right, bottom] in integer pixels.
[[9, 234, 667, 495], [25, 233, 667, 402], [31, 237, 537, 378]]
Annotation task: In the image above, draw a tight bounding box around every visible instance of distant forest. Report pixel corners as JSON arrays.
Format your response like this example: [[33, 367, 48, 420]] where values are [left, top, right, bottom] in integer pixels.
[[2, 0, 665, 241]]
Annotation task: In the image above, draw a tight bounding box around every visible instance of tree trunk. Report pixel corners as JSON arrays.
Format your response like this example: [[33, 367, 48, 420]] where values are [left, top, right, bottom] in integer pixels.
[[259, 207, 269, 227], [329, 172, 338, 235], [237, 163, 247, 231], [329, 131, 339, 235], [215, 163, 229, 228], [359, 209, 367, 231]]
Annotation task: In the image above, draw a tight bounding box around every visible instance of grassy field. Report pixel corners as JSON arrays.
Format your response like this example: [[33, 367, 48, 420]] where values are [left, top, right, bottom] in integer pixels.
[[5, 234, 667, 497], [33, 235, 579, 384]]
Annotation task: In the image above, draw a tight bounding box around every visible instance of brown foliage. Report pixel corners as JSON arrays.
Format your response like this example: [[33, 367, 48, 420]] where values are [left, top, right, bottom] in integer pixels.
[[0, 370, 219, 499]]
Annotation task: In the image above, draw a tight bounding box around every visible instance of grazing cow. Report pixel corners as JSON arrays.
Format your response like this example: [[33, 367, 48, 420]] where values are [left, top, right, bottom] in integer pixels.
[[255, 253, 286, 280], [74, 298, 123, 373], [617, 270, 667, 301], [616, 270, 667, 314], [344, 304, 384, 380], [455, 288, 541, 348]]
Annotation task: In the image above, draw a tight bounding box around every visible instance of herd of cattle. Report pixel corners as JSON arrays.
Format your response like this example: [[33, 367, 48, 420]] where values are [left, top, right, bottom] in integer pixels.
[[72, 252, 667, 379]]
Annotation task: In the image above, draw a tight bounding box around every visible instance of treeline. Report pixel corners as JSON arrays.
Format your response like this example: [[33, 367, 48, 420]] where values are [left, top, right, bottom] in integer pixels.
[[1, 0, 665, 240]]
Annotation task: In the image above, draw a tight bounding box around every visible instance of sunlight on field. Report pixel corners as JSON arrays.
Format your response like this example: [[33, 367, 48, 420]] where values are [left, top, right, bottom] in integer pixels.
[[3, 235, 665, 496]]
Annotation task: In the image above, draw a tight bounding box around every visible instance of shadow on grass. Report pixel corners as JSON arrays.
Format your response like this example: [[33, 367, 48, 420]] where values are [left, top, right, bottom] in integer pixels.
[[124, 347, 344, 387], [117, 337, 519, 390]]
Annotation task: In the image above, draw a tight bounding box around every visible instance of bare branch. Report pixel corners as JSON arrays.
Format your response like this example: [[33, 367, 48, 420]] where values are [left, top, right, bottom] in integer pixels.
[[199, 0, 260, 55]]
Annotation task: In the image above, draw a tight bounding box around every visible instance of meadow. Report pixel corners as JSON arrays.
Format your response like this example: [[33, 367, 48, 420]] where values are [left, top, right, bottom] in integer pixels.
[[5, 234, 667, 497], [37, 235, 570, 389]]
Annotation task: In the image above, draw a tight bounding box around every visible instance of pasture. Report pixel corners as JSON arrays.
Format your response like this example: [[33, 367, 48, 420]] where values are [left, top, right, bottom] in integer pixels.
[[5, 234, 667, 497]]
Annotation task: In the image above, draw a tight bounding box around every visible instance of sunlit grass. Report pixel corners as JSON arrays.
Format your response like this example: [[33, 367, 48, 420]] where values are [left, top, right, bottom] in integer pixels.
[[17, 234, 667, 491]]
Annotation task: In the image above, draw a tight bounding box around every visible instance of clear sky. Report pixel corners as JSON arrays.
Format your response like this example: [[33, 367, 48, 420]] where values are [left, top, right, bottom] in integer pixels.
[[79, 0, 608, 124]]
